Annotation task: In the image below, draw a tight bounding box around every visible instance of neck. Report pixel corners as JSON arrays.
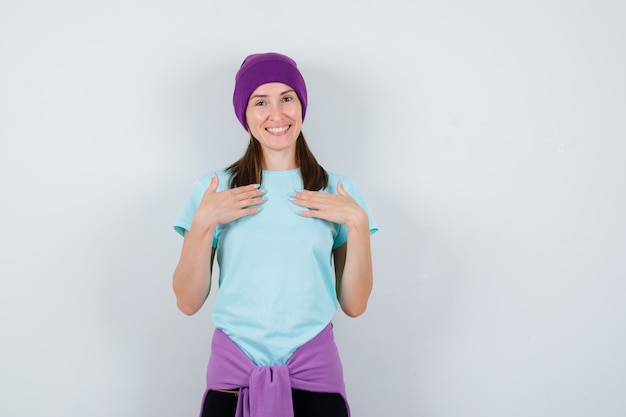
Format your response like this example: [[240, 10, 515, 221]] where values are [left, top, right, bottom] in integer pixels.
[[262, 151, 298, 171]]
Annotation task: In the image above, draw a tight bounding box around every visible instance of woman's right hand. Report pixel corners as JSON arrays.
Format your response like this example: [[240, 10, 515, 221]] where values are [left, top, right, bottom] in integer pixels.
[[191, 173, 265, 231]]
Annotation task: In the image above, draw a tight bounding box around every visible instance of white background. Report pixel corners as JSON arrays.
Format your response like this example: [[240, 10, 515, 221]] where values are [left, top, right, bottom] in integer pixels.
[[1, 1, 625, 416]]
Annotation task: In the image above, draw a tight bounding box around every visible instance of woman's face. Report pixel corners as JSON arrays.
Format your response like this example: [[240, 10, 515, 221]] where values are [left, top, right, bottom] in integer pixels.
[[245, 82, 302, 156]]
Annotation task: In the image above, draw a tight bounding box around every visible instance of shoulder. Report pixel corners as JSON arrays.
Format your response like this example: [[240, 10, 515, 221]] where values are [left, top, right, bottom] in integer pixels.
[[325, 170, 358, 192], [195, 167, 231, 191]]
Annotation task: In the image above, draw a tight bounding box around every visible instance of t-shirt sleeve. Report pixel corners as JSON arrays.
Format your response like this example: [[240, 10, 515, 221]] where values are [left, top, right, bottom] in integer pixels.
[[332, 178, 379, 249], [173, 172, 220, 247], [173, 179, 204, 237]]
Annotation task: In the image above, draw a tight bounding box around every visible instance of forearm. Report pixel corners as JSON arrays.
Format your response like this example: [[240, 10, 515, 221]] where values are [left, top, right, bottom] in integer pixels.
[[172, 225, 215, 315], [337, 222, 373, 317]]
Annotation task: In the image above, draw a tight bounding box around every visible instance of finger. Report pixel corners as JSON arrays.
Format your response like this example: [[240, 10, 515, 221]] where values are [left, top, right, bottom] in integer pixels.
[[336, 180, 346, 195], [289, 194, 319, 209], [236, 206, 263, 218], [296, 209, 320, 218], [293, 190, 331, 204], [232, 183, 263, 198], [207, 173, 219, 193], [236, 189, 265, 203], [241, 196, 267, 209]]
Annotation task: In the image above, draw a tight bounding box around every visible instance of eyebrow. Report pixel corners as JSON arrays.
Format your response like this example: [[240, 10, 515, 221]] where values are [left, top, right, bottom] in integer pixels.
[[248, 89, 295, 101]]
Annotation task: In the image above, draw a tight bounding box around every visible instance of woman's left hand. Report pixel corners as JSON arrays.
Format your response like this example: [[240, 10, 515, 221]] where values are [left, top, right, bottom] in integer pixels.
[[290, 181, 368, 229]]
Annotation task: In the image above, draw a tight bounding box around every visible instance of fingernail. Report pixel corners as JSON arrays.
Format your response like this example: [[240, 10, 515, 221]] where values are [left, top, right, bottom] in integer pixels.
[[295, 210, 302, 215], [287, 192, 296, 198], [253, 183, 261, 188]]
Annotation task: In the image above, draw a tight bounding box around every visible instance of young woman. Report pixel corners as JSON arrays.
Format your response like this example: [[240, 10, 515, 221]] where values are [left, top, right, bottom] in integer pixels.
[[173, 52, 378, 417]]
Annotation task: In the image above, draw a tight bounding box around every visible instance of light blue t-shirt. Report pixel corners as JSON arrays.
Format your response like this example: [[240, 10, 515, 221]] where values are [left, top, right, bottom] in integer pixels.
[[174, 168, 377, 366]]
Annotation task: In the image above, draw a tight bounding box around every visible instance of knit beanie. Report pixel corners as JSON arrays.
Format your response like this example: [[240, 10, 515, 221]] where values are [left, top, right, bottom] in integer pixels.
[[233, 52, 308, 130]]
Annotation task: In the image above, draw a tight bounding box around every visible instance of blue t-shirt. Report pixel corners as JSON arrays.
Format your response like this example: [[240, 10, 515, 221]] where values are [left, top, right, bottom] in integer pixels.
[[174, 168, 378, 365]]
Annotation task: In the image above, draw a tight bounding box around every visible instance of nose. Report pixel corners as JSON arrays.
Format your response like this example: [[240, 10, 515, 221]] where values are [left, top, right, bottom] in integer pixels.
[[268, 103, 282, 120]]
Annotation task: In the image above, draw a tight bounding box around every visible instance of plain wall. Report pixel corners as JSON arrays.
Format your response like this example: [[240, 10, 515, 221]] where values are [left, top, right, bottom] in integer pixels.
[[1, 1, 625, 416]]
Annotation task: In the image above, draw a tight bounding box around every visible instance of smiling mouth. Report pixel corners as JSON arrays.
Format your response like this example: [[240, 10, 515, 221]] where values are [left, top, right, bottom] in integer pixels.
[[266, 125, 290, 134]]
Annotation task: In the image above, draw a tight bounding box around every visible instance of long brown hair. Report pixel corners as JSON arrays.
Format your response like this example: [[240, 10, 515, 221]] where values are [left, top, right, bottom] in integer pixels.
[[226, 132, 329, 190]]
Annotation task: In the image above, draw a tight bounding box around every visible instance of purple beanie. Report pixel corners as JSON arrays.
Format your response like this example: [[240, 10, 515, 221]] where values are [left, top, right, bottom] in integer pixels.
[[233, 52, 308, 130]]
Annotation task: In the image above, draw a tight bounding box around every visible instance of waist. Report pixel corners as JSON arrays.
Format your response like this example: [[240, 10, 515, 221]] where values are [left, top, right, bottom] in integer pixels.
[[206, 322, 345, 389]]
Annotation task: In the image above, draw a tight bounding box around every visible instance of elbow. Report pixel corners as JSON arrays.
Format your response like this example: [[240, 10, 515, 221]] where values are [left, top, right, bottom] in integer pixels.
[[173, 279, 207, 316], [174, 286, 204, 316], [341, 302, 368, 318], [338, 279, 372, 318], [176, 297, 202, 316]]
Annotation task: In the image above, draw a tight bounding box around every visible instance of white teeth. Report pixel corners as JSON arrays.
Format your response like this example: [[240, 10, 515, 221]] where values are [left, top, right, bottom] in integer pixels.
[[266, 126, 289, 133]]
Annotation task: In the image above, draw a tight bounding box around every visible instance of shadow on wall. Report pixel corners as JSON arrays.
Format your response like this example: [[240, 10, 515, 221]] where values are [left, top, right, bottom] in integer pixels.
[[292, 62, 466, 416], [177, 62, 247, 170], [304, 69, 369, 175], [335, 184, 469, 416]]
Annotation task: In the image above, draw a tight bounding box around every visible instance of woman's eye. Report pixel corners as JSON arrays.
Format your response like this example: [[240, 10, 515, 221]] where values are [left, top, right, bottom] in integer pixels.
[[255, 100, 266, 106], [282, 96, 292, 103]]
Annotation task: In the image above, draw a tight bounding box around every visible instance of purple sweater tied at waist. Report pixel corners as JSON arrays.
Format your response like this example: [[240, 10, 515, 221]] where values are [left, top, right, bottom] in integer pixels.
[[204, 322, 351, 417]]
